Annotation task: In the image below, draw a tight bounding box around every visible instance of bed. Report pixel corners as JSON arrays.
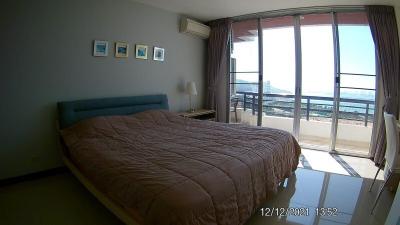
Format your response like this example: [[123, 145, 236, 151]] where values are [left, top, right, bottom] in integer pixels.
[[57, 94, 301, 225]]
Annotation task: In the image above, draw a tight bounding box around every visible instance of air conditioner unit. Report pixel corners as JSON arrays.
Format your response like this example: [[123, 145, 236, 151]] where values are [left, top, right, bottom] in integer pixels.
[[180, 17, 210, 39]]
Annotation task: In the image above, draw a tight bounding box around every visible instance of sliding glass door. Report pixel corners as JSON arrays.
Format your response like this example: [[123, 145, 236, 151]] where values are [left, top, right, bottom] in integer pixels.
[[298, 13, 335, 150], [261, 16, 296, 133], [230, 20, 260, 125], [228, 10, 376, 156], [334, 12, 376, 155]]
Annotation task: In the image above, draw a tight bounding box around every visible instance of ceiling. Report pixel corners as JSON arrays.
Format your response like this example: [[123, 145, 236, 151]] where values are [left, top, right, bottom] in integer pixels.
[[131, 0, 400, 21]]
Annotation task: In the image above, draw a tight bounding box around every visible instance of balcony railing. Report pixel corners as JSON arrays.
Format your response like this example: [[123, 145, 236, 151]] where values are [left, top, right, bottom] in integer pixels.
[[233, 91, 375, 127]]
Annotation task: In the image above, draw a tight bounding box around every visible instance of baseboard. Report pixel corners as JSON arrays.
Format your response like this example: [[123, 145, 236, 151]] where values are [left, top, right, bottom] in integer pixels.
[[0, 166, 68, 187]]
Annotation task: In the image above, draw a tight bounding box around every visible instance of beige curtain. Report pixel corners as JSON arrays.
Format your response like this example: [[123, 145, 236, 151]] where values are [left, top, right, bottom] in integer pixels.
[[366, 5, 400, 164], [206, 19, 233, 122]]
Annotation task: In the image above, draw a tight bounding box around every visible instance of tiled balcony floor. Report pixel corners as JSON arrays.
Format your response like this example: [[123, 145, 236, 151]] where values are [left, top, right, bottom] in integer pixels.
[[300, 135, 370, 156]]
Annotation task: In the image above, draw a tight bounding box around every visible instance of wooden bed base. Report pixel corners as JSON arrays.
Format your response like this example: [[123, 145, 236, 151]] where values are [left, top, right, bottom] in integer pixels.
[[62, 155, 140, 225]]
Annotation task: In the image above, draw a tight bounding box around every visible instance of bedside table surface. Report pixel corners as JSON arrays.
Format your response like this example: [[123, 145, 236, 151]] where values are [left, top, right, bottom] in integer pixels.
[[178, 109, 215, 117]]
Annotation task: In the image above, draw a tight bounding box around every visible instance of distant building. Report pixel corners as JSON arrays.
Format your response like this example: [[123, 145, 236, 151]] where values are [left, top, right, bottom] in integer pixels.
[[265, 80, 271, 94]]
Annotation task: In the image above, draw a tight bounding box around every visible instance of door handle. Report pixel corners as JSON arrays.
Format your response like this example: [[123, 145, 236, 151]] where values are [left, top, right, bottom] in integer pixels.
[[335, 76, 340, 84]]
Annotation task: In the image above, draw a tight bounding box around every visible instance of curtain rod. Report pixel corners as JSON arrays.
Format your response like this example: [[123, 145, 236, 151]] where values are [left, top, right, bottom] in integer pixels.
[[231, 5, 366, 22]]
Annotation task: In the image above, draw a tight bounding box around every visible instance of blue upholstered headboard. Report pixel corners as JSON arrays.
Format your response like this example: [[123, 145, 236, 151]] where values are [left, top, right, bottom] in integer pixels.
[[57, 94, 169, 129]]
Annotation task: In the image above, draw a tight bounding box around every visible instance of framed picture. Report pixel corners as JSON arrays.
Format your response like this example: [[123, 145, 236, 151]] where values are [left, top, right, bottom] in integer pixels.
[[115, 42, 129, 58], [153, 47, 165, 61], [93, 40, 108, 57], [135, 44, 148, 59]]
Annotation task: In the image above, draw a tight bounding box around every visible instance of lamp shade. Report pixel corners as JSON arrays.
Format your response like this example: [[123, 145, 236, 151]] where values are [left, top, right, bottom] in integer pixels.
[[186, 81, 198, 96]]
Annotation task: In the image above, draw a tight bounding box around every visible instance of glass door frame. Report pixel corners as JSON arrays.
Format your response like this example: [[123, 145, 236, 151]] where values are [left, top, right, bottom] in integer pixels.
[[257, 19, 263, 126], [228, 7, 376, 155], [330, 12, 377, 155], [293, 15, 302, 139], [330, 12, 340, 152], [292, 13, 337, 147]]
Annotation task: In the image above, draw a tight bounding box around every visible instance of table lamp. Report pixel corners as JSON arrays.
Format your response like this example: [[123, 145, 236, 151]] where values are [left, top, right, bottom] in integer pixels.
[[187, 81, 197, 112]]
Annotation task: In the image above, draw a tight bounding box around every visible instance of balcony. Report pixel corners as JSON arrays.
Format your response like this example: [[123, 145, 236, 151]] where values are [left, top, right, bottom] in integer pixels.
[[230, 91, 375, 155]]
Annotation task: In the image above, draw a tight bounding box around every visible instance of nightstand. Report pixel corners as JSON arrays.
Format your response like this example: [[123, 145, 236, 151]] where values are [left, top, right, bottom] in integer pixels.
[[178, 109, 216, 121]]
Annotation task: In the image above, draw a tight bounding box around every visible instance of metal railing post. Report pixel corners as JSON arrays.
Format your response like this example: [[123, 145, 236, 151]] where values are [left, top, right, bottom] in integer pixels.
[[364, 103, 369, 127], [252, 94, 256, 115], [263, 93, 266, 114], [243, 93, 247, 111], [306, 97, 310, 121]]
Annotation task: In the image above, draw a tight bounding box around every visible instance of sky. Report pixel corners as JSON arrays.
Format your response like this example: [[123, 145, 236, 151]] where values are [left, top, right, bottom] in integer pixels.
[[231, 24, 376, 99]]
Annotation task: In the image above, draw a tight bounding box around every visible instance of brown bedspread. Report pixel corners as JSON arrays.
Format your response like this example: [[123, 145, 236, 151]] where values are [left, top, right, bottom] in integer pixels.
[[60, 110, 301, 225]]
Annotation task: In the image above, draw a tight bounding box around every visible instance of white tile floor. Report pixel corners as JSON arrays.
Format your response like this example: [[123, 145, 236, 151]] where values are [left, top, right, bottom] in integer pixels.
[[245, 168, 394, 225]]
